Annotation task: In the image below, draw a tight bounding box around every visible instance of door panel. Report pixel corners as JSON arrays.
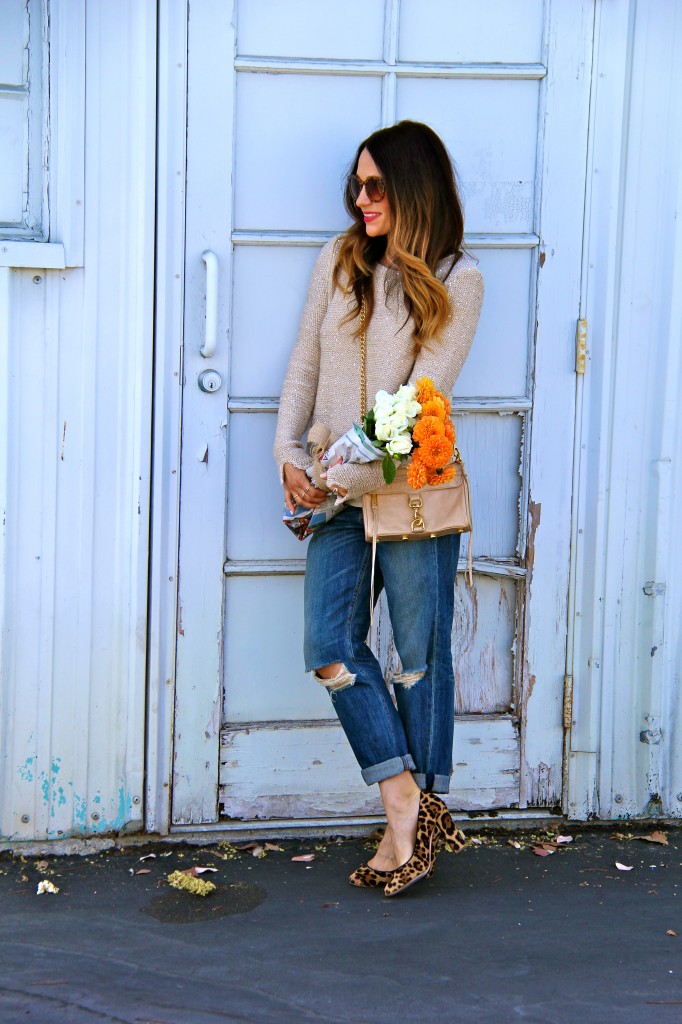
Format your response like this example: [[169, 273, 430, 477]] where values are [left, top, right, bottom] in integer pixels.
[[454, 249, 532, 399], [456, 413, 524, 559], [231, 246, 320, 397], [173, 0, 593, 824], [219, 716, 520, 820], [234, 74, 382, 231], [237, 0, 386, 62], [223, 576, 329, 722], [398, 0, 545, 64], [396, 78, 540, 234]]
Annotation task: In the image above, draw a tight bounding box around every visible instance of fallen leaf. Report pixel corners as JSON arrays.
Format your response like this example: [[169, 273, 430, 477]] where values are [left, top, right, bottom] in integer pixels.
[[251, 846, 266, 859], [532, 846, 553, 857], [292, 854, 315, 862], [507, 840, 522, 849], [265, 843, 283, 852], [470, 838, 483, 846], [610, 831, 629, 841], [233, 842, 260, 852], [666, 929, 677, 937], [615, 862, 633, 871], [556, 835, 573, 845], [135, 869, 152, 875], [35, 860, 49, 872], [193, 866, 218, 874], [634, 831, 668, 845], [36, 880, 59, 895], [139, 853, 157, 861], [179, 866, 218, 878], [161, 850, 174, 858]]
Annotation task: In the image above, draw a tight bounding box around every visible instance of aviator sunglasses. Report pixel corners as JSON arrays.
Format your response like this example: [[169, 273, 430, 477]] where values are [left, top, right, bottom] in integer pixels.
[[348, 173, 387, 203]]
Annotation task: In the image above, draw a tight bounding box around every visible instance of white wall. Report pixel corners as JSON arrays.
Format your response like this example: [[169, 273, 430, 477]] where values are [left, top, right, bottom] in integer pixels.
[[568, 0, 682, 819], [0, 1, 157, 842]]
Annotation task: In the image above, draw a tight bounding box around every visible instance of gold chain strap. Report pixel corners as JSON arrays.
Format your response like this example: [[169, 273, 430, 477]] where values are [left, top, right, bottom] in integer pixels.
[[359, 295, 367, 418]]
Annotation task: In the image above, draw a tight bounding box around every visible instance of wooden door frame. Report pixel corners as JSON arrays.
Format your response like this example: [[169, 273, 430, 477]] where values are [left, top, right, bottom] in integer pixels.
[[520, 0, 595, 808]]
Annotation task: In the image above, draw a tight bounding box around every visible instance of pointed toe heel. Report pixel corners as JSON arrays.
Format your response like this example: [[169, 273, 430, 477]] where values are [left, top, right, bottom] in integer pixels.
[[348, 863, 394, 888], [383, 792, 465, 897]]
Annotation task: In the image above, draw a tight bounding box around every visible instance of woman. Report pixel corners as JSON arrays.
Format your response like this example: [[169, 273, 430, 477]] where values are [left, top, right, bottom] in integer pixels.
[[274, 120, 484, 896]]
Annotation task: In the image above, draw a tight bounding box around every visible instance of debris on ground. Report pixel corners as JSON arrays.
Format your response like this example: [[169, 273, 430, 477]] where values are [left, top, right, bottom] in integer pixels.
[[166, 870, 216, 896], [36, 879, 59, 895], [610, 830, 668, 844]]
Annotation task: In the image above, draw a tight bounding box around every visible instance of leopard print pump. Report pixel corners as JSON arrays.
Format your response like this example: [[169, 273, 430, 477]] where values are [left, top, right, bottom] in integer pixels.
[[349, 859, 436, 888], [348, 863, 394, 888], [383, 792, 466, 898]]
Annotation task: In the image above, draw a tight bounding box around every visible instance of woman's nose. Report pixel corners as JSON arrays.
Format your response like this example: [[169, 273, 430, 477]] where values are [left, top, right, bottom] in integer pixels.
[[355, 185, 369, 206]]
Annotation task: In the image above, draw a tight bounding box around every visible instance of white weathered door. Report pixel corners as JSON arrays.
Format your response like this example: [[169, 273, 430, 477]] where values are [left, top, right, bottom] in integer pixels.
[[171, 0, 594, 825]]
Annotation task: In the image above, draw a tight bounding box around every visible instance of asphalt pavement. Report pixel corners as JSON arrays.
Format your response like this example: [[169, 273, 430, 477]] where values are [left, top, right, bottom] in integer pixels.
[[1, 822, 681, 1024]]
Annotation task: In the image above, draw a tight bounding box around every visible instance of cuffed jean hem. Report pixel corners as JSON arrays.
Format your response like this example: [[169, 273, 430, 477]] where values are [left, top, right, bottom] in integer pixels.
[[361, 754, 416, 787], [412, 772, 451, 794]]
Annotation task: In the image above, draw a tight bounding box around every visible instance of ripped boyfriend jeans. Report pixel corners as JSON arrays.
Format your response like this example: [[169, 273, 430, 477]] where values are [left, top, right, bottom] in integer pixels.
[[303, 505, 460, 793]]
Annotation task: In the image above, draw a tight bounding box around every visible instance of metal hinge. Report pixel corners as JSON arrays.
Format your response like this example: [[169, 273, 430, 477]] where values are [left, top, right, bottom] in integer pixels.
[[575, 319, 587, 374], [563, 673, 574, 731]]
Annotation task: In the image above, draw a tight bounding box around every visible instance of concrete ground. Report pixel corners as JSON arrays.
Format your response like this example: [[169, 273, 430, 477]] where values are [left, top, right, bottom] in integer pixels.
[[1, 822, 681, 1024]]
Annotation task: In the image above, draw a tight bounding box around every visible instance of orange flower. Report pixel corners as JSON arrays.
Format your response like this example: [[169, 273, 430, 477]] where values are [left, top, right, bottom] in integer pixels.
[[415, 376, 436, 404], [421, 396, 447, 420], [418, 434, 453, 470], [407, 457, 428, 490], [444, 419, 455, 442], [426, 465, 455, 486], [412, 415, 445, 443]]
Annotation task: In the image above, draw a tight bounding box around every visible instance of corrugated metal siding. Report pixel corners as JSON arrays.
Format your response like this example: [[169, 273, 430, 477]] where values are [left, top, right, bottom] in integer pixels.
[[568, 0, 682, 819], [0, 1, 157, 840]]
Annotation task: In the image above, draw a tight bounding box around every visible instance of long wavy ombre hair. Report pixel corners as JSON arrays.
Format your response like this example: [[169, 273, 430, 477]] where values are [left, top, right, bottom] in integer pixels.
[[334, 120, 465, 350]]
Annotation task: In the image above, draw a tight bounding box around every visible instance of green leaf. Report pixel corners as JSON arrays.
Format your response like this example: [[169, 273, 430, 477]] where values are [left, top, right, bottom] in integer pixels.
[[382, 454, 397, 484], [363, 409, 376, 440]]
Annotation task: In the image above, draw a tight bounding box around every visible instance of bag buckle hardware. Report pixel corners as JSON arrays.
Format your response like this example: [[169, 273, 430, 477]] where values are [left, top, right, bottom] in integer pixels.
[[408, 495, 425, 534]]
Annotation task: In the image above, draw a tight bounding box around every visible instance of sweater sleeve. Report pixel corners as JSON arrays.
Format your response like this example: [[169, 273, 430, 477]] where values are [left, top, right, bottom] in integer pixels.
[[326, 263, 484, 501], [273, 238, 339, 478]]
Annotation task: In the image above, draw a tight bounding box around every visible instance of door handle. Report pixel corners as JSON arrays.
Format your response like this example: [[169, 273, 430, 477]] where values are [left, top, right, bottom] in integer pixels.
[[200, 250, 218, 358]]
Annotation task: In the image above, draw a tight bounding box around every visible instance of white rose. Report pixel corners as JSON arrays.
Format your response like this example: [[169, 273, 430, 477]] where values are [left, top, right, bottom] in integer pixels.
[[372, 391, 394, 415], [386, 434, 413, 457], [375, 416, 400, 441], [393, 389, 420, 421]]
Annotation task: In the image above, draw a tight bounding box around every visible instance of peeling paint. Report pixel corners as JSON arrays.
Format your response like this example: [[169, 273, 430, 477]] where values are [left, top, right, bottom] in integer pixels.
[[525, 501, 542, 571]]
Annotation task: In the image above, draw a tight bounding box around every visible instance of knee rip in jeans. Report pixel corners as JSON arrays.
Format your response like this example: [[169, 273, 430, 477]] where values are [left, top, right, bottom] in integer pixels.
[[313, 664, 356, 692], [392, 667, 426, 689]]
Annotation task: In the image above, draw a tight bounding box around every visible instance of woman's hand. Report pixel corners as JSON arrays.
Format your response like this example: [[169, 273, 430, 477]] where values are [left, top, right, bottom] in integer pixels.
[[283, 463, 328, 514]]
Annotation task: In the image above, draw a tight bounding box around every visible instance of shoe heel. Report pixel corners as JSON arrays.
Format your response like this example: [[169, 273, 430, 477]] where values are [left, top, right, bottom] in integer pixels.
[[437, 808, 466, 851]]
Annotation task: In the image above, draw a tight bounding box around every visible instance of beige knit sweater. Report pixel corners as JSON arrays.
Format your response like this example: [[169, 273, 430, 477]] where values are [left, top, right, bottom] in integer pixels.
[[273, 236, 484, 501]]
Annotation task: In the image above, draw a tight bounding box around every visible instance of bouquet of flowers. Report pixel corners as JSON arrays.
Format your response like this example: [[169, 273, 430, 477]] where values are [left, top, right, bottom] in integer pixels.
[[283, 376, 456, 540], [361, 376, 457, 487]]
